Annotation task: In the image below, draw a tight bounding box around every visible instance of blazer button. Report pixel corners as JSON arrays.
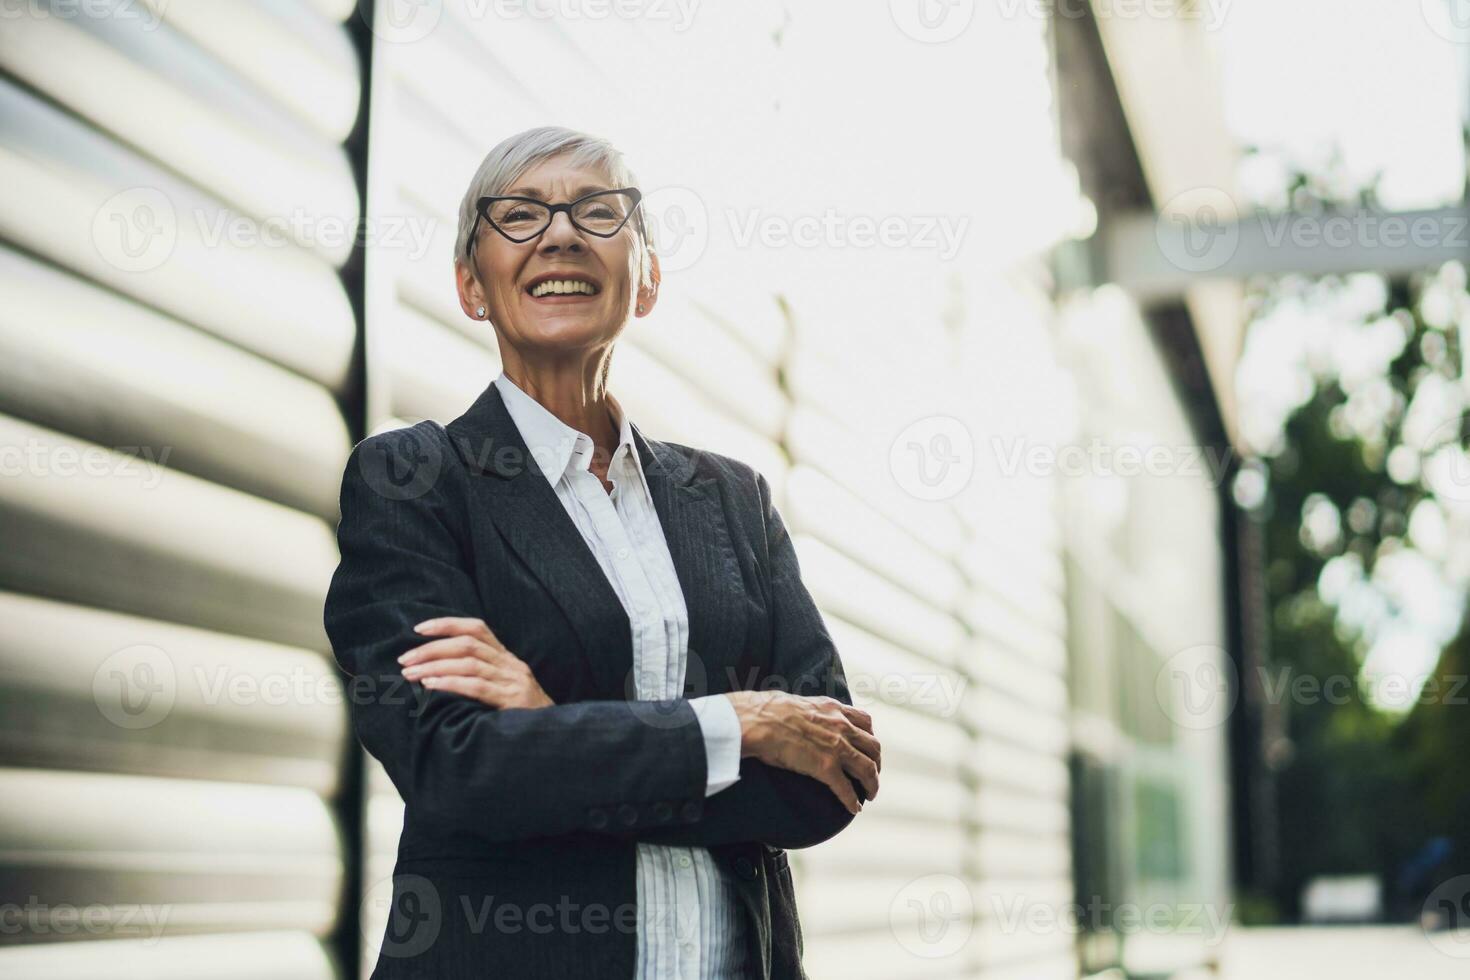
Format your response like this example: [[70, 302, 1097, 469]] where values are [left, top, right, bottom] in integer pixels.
[[616, 803, 639, 827], [680, 801, 701, 823], [733, 856, 757, 881], [588, 807, 609, 830], [653, 801, 674, 823]]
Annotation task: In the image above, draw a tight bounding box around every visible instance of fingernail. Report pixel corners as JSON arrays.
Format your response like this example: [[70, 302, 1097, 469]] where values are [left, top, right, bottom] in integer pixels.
[[397, 653, 411, 664], [413, 621, 432, 633]]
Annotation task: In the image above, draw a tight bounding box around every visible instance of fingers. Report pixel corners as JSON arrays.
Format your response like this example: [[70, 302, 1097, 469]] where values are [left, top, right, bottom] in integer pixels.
[[839, 702, 874, 734], [419, 674, 512, 704], [412, 616, 505, 649], [818, 697, 880, 772], [816, 758, 863, 815], [837, 740, 880, 801], [399, 632, 514, 668], [402, 655, 498, 684], [755, 695, 881, 812], [847, 726, 882, 772], [406, 656, 521, 708], [814, 698, 880, 801]]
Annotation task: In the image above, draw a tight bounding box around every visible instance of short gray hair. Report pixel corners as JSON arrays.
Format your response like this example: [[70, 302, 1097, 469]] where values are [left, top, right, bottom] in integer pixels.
[[454, 126, 655, 291]]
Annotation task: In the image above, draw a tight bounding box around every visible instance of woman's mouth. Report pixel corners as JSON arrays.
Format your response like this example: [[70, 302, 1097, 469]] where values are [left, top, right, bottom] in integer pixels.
[[526, 277, 601, 302]]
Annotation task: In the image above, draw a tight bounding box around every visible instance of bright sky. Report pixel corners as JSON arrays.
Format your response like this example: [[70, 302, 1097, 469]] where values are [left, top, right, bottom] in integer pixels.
[[1219, 0, 1466, 210], [1223, 0, 1470, 707]]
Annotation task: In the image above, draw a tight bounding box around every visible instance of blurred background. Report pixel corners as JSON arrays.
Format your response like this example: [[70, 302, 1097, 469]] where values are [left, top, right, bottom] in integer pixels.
[[1, 0, 1469, 977]]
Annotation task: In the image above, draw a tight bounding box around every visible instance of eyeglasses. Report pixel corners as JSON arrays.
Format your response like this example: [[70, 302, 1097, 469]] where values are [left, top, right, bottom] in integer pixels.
[[465, 187, 643, 256]]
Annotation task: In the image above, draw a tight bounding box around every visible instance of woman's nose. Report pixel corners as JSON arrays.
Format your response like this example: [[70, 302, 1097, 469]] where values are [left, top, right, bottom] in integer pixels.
[[537, 211, 585, 252]]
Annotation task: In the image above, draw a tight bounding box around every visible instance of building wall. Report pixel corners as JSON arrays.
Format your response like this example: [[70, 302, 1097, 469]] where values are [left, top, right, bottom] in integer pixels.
[[0, 1, 361, 976]]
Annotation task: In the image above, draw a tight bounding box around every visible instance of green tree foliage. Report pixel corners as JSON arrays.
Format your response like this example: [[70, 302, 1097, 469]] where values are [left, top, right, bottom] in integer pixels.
[[1253, 260, 1469, 919], [1243, 143, 1470, 918]]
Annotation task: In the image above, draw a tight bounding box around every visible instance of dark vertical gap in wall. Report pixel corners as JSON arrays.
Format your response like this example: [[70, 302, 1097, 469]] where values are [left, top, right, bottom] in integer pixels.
[[1217, 420, 1254, 898], [333, 4, 376, 978], [1224, 502, 1281, 900], [1140, 304, 1229, 448]]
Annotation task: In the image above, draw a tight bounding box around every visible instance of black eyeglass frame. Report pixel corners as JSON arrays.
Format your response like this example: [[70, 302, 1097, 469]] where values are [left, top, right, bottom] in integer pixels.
[[465, 187, 644, 257]]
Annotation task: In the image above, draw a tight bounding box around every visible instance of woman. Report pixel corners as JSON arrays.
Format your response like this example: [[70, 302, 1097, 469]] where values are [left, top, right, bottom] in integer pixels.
[[324, 126, 881, 980]]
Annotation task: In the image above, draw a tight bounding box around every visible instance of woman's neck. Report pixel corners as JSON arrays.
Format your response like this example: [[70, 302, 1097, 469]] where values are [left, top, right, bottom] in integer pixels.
[[502, 358, 618, 466]]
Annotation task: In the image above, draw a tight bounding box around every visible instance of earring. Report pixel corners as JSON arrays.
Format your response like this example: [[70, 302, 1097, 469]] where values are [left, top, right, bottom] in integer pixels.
[[637, 304, 644, 313], [476, 306, 486, 318]]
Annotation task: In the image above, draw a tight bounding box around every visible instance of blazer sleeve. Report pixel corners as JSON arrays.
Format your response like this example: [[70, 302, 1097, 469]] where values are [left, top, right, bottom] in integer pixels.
[[626, 468, 863, 851], [323, 428, 711, 843]]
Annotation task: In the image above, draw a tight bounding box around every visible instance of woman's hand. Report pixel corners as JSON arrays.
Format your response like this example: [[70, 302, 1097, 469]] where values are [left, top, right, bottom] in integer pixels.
[[724, 691, 880, 815], [399, 616, 554, 709]]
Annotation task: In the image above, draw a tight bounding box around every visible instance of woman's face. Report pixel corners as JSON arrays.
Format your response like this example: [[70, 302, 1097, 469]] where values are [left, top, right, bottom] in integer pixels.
[[456, 155, 657, 359]]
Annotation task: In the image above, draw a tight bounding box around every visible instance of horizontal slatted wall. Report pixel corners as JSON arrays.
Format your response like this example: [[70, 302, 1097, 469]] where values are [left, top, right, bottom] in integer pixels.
[[781, 273, 1078, 980], [954, 277, 1078, 980], [0, 2, 360, 976], [781, 331, 975, 980]]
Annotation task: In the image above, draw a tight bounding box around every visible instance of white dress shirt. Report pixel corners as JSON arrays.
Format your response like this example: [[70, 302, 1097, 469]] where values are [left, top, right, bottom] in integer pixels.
[[493, 371, 749, 980]]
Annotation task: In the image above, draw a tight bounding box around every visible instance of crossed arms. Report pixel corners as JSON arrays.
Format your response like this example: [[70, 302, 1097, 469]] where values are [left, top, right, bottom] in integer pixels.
[[323, 432, 880, 848]]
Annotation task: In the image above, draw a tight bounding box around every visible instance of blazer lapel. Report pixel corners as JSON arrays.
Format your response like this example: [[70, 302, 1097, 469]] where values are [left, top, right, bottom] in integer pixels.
[[445, 382, 632, 700], [443, 379, 749, 702], [632, 423, 748, 699]]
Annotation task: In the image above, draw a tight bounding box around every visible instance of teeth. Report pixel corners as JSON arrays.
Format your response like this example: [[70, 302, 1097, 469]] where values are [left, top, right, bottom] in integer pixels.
[[531, 279, 598, 297]]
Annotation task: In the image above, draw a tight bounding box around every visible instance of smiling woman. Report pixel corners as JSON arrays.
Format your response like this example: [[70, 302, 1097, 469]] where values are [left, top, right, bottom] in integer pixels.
[[453, 130, 659, 396], [323, 125, 880, 980]]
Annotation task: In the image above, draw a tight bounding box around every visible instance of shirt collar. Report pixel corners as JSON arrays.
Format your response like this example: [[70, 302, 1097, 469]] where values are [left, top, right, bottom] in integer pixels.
[[493, 370, 645, 490]]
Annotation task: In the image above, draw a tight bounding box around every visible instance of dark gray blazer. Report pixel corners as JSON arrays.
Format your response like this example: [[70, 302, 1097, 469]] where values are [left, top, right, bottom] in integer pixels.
[[323, 379, 862, 980]]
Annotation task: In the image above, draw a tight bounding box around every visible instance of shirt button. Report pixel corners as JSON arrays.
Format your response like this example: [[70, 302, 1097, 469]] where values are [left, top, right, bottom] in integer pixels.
[[616, 546, 630, 560], [677, 854, 692, 869]]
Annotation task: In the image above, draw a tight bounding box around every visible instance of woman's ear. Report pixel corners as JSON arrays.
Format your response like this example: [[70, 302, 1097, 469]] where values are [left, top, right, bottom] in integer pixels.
[[635, 247, 661, 317], [454, 258, 489, 320]]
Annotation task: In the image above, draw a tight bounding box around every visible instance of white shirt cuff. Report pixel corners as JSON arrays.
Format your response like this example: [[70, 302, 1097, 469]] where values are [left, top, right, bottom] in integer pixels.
[[689, 694, 743, 797]]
